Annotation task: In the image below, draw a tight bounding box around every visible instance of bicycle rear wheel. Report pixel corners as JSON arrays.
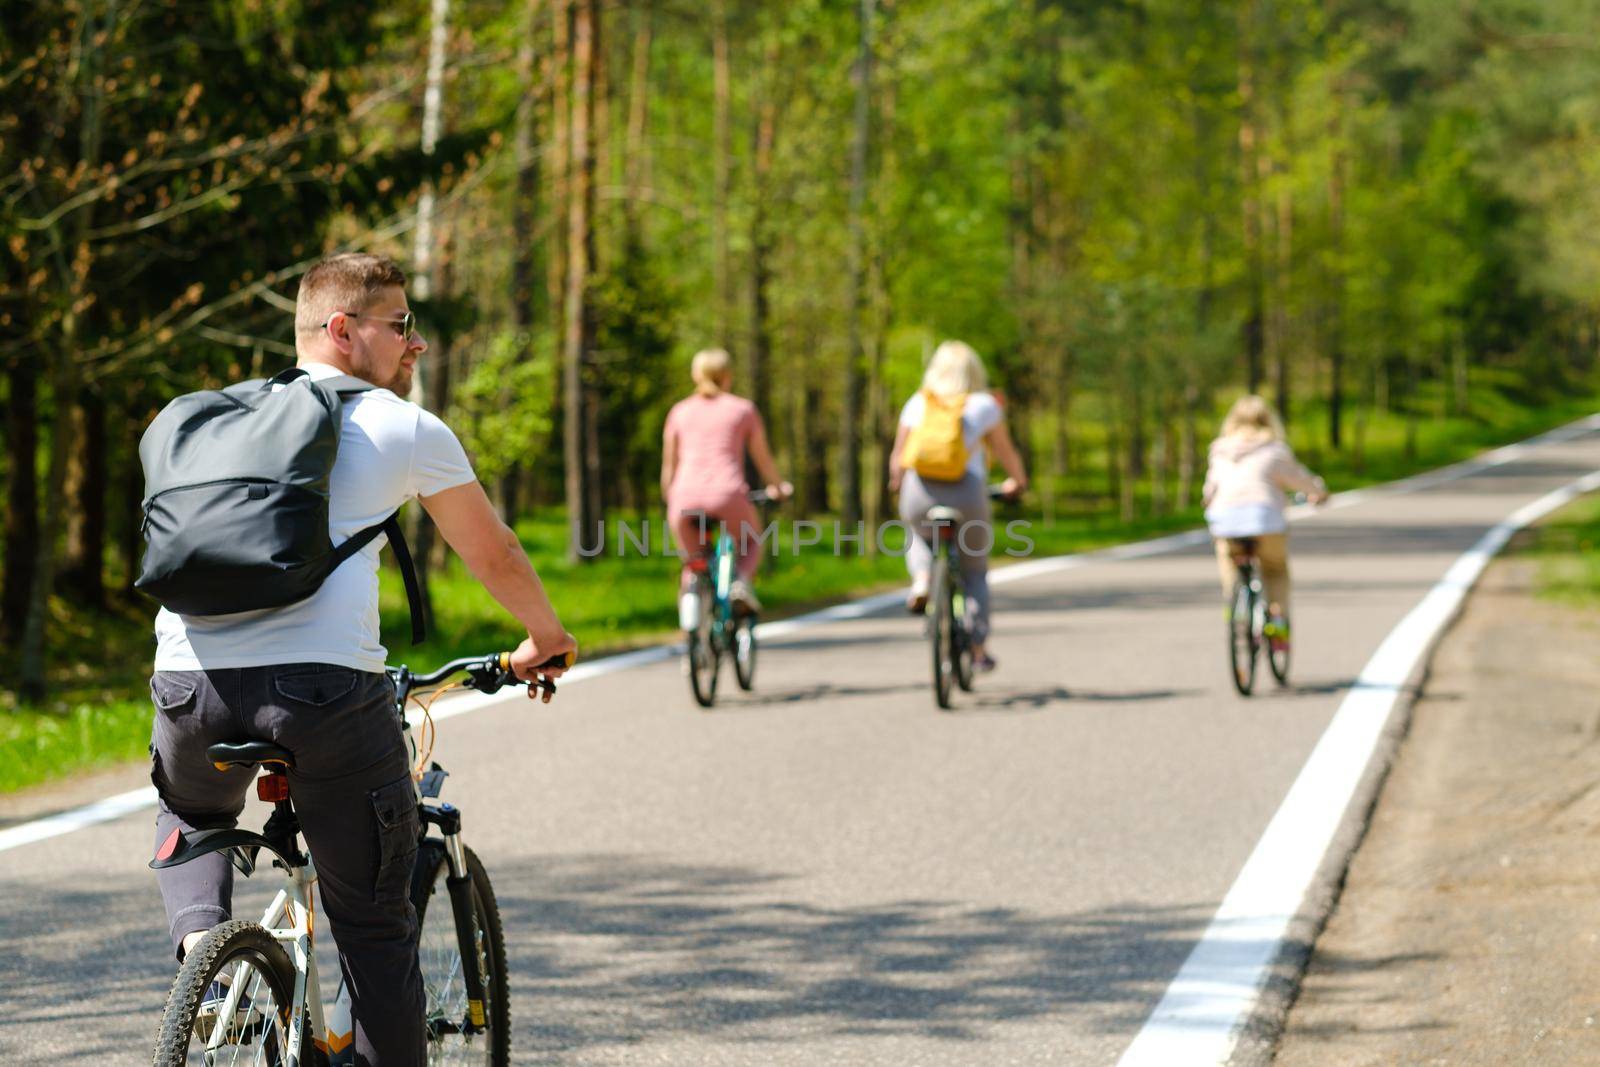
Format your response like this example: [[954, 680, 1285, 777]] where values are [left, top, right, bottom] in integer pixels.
[[153, 919, 304, 1066], [687, 584, 719, 708], [411, 839, 511, 1066], [1228, 576, 1259, 696], [733, 613, 757, 691], [930, 556, 956, 709], [952, 590, 975, 692]]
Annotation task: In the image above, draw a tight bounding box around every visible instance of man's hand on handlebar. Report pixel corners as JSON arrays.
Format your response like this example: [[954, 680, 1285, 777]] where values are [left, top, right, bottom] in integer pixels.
[[511, 631, 578, 695], [997, 476, 1026, 501], [763, 480, 793, 503]]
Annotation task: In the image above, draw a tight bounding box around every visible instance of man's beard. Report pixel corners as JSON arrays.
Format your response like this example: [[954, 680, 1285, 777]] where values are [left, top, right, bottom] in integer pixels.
[[387, 365, 413, 395]]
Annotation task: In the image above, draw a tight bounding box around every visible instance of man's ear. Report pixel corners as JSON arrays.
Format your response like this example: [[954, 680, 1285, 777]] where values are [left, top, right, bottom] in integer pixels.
[[325, 310, 355, 354]]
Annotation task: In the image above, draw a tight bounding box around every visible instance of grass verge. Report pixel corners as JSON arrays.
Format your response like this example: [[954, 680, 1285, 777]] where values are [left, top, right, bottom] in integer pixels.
[[1525, 492, 1600, 605]]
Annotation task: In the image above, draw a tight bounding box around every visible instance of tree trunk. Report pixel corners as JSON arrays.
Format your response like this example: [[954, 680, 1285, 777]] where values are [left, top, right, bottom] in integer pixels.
[[1237, 0, 1264, 394], [504, 0, 544, 529], [120, 426, 143, 597], [20, 324, 82, 700], [1327, 112, 1346, 450], [839, 0, 874, 536], [1272, 173, 1293, 424], [2, 356, 39, 641], [802, 381, 829, 514], [711, 0, 733, 346], [563, 0, 598, 561], [747, 32, 778, 419], [623, 5, 652, 253], [61, 385, 106, 608]]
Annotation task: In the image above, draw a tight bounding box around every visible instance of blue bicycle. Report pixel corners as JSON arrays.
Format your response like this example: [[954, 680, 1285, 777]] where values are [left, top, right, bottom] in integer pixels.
[[680, 491, 771, 708]]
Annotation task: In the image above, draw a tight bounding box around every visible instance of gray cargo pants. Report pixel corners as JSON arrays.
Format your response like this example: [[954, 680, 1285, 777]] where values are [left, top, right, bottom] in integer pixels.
[[149, 664, 425, 1066]]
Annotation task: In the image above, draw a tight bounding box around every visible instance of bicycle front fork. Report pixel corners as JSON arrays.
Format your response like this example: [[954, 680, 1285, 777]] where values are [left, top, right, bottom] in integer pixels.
[[422, 803, 490, 1035]]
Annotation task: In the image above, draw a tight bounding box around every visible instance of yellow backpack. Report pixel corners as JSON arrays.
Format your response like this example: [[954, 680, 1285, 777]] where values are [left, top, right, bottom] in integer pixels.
[[901, 389, 969, 481]]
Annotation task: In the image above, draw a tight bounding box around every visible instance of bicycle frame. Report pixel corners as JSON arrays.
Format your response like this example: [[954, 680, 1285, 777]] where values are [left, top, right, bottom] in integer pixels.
[[254, 859, 326, 1065]]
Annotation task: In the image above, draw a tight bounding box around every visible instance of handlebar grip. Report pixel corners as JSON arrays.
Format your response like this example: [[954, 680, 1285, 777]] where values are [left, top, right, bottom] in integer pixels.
[[496, 651, 576, 672]]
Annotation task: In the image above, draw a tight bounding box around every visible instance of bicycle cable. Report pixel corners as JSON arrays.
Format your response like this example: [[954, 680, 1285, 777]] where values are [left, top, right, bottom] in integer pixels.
[[407, 681, 461, 779]]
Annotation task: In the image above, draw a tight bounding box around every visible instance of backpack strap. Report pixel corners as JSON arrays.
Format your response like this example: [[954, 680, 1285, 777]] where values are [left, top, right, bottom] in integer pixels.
[[266, 367, 311, 388], [330, 510, 427, 646]]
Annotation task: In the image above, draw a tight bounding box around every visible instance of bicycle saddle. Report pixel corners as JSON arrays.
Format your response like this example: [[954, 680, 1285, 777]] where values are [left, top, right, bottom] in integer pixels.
[[926, 505, 966, 523], [207, 740, 296, 770]]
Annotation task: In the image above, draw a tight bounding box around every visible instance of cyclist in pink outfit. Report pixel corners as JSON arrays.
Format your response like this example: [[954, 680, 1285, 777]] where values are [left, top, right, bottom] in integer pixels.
[[661, 349, 791, 614], [1203, 394, 1328, 649]]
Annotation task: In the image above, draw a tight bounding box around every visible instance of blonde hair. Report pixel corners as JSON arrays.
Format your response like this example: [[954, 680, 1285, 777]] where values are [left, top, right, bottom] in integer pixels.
[[920, 339, 988, 399], [294, 253, 407, 334], [690, 348, 733, 396], [1220, 394, 1286, 442]]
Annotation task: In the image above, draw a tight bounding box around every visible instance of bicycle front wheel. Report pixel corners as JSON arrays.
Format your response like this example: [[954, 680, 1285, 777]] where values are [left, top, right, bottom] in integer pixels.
[[411, 839, 511, 1066], [930, 555, 956, 709], [153, 919, 305, 1067], [1228, 577, 1258, 696]]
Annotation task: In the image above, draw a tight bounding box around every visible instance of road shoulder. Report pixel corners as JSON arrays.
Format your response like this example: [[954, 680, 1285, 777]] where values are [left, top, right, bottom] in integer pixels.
[[1273, 537, 1600, 1065]]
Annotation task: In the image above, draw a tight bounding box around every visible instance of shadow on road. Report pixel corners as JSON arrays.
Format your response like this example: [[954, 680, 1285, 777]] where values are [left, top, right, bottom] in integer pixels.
[[492, 853, 1212, 1054], [965, 686, 1204, 710]]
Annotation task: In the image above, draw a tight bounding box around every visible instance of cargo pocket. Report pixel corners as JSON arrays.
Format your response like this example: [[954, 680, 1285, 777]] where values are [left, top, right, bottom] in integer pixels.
[[149, 675, 197, 715], [369, 776, 420, 904], [274, 667, 358, 708]]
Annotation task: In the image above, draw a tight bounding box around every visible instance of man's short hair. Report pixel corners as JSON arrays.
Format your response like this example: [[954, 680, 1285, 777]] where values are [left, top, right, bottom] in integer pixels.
[[295, 253, 408, 333]]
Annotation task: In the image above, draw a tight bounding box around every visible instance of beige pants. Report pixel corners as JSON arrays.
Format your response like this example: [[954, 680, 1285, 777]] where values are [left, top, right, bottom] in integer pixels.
[[1214, 533, 1290, 613]]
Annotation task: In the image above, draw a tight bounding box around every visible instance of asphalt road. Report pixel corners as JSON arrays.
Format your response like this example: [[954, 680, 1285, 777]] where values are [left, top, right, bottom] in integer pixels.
[[4, 423, 1599, 1065]]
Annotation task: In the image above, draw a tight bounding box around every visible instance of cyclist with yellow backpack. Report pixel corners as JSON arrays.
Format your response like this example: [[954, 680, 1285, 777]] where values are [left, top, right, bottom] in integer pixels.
[[888, 340, 1028, 673]]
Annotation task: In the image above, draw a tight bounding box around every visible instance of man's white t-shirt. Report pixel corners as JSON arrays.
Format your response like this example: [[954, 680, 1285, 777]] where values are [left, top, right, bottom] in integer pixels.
[[153, 362, 476, 674], [898, 390, 1004, 481]]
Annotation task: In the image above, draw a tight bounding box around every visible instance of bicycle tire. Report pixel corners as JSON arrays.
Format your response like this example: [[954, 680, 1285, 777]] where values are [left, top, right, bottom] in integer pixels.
[[1228, 575, 1258, 696], [687, 584, 719, 708], [411, 839, 511, 1066], [1267, 615, 1291, 685], [733, 613, 757, 691], [153, 919, 305, 1066], [952, 589, 975, 692], [930, 555, 956, 709]]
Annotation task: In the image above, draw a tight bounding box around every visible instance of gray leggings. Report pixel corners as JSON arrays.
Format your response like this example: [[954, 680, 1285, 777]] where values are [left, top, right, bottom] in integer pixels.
[[149, 664, 425, 1066], [898, 470, 993, 645]]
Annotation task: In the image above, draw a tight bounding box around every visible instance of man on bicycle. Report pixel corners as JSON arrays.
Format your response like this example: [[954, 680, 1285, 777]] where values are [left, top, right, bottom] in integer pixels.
[[146, 253, 576, 1064]]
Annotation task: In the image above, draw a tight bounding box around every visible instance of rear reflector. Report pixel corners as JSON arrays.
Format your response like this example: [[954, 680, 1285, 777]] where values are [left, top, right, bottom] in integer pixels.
[[156, 827, 183, 862], [257, 773, 290, 803]]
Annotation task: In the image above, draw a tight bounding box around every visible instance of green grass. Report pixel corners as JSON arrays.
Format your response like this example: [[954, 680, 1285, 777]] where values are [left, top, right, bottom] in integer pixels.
[[1524, 493, 1600, 606], [4, 369, 1599, 795]]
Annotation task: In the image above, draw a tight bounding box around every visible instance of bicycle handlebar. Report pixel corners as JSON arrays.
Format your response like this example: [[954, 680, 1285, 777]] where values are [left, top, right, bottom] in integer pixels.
[[397, 651, 574, 704]]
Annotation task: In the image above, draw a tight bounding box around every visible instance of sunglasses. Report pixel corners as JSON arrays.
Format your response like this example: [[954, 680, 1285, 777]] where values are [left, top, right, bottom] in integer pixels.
[[323, 309, 417, 342]]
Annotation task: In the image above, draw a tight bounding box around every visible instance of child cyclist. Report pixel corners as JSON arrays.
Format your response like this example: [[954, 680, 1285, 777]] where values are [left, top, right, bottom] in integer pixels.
[[1202, 394, 1327, 651]]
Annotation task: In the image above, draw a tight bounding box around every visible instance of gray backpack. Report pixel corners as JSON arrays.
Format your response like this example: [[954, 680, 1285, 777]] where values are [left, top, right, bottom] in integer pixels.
[[136, 367, 426, 643]]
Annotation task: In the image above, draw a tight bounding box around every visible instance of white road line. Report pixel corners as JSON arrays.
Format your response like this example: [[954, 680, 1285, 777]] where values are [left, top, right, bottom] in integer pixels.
[[0, 785, 160, 853], [1116, 466, 1600, 1067], [1, 415, 1594, 857]]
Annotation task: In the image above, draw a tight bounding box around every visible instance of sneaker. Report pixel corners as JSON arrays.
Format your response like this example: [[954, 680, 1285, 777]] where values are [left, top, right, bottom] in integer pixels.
[[730, 580, 762, 615], [973, 652, 997, 673], [195, 978, 254, 1042], [1262, 616, 1290, 652], [906, 579, 929, 615]]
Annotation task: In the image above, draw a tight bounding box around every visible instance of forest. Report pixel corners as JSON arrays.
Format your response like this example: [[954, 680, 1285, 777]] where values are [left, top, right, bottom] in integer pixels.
[[5, 0, 1600, 709]]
